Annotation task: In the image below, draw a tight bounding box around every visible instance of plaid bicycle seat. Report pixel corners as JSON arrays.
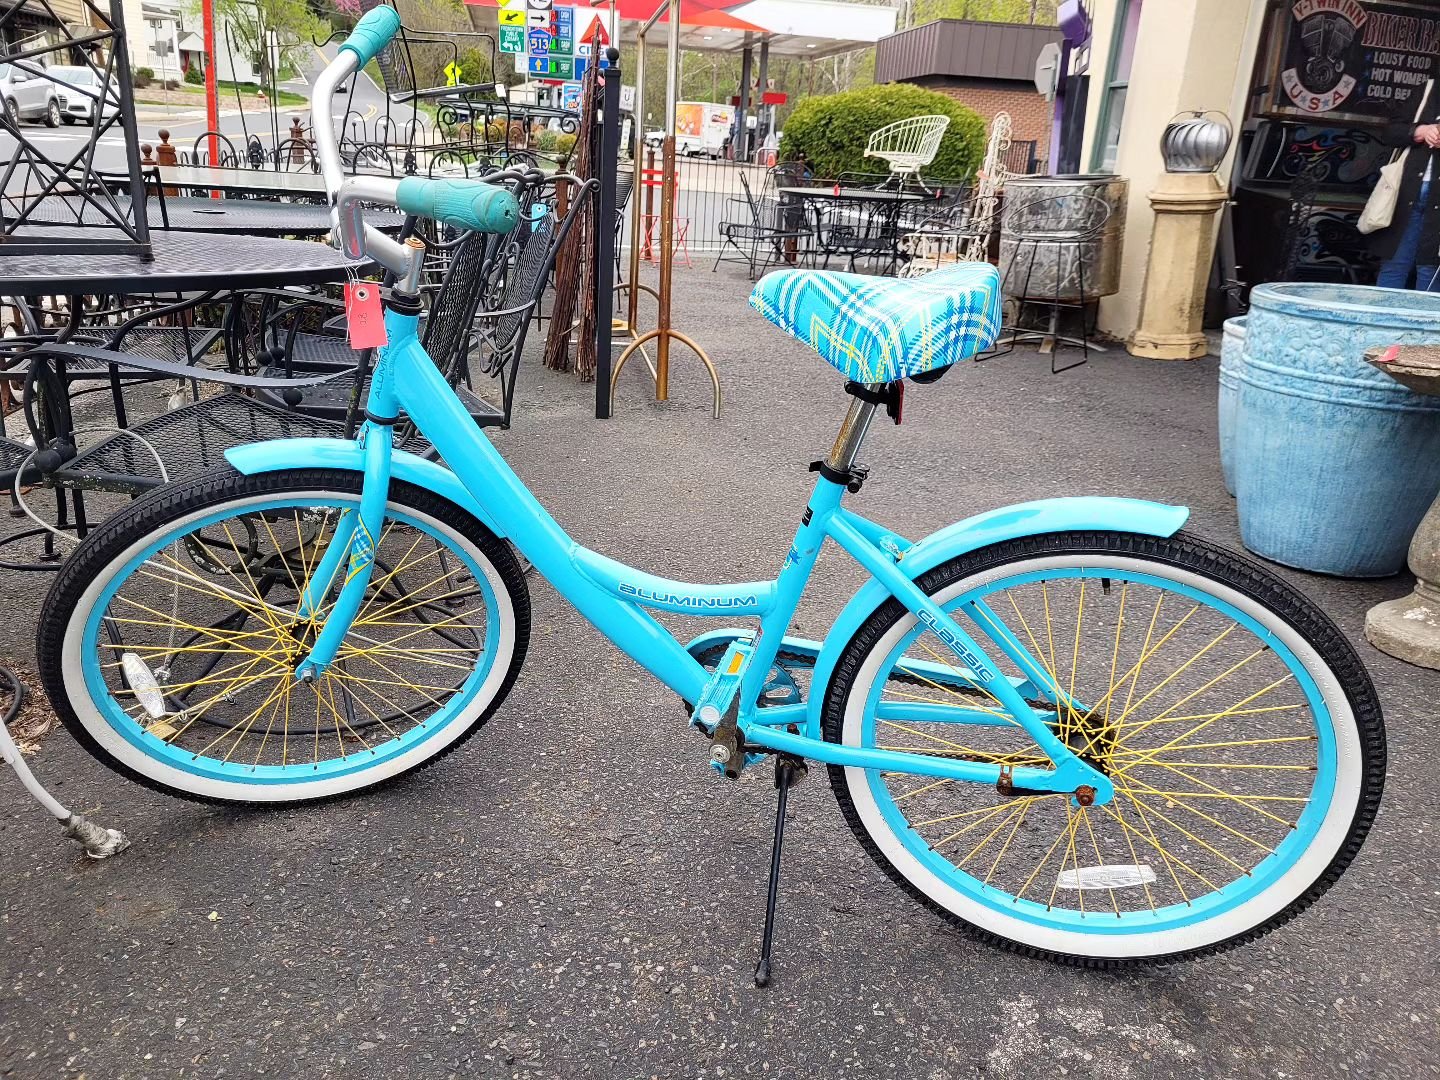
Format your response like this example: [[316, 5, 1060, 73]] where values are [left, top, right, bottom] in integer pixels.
[[748, 262, 1002, 384]]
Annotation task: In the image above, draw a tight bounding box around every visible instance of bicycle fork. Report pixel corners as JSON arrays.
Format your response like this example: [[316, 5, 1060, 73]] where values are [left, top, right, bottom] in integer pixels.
[[292, 306, 413, 682]]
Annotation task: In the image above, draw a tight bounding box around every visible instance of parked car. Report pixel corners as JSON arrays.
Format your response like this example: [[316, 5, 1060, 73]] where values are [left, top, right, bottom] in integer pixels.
[[0, 60, 63, 128], [48, 65, 118, 125]]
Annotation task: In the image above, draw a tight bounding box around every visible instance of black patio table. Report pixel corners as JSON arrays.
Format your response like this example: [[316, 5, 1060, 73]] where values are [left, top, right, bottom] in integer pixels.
[[0, 227, 369, 297], [4, 196, 405, 238], [775, 186, 925, 272]]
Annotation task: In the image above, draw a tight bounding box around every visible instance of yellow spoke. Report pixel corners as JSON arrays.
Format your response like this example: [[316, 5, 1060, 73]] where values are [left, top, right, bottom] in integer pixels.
[[1066, 580, 1087, 739], [143, 653, 284, 742], [982, 797, 1035, 887], [1016, 805, 1079, 904], [1041, 581, 1067, 734], [956, 800, 1032, 870], [929, 802, 1018, 849], [323, 674, 403, 739], [1077, 805, 1121, 916], [898, 644, 1011, 720], [1120, 593, 1165, 724], [103, 600, 285, 658], [1107, 622, 1237, 728], [252, 676, 293, 767], [1116, 777, 1279, 853], [1109, 788, 1307, 804], [1128, 675, 1299, 760], [1110, 733, 1317, 761], [1113, 757, 1302, 828], [1106, 794, 1159, 913], [323, 669, 464, 698], [1112, 702, 1307, 728], [1108, 794, 1216, 894], [218, 523, 287, 634], [911, 800, 1030, 830], [325, 668, 434, 728], [890, 777, 955, 803], [1110, 645, 1274, 749], [184, 666, 295, 758], [1004, 591, 1072, 718], [1104, 582, 1129, 726], [1124, 793, 1255, 879], [1123, 760, 1312, 771], [1047, 803, 1086, 912]]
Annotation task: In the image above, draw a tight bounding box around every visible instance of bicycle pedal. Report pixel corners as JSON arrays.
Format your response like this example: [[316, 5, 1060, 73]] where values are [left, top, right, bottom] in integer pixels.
[[691, 639, 753, 735]]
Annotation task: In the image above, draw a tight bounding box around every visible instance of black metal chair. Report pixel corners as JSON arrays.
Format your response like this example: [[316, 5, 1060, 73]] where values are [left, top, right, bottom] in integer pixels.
[[714, 169, 811, 280]]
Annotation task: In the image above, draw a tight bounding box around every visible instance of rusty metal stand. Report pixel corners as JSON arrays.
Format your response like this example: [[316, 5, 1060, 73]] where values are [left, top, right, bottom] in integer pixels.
[[609, 0, 721, 419]]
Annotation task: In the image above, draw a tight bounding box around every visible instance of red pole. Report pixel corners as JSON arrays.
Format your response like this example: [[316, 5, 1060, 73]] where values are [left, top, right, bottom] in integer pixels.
[[203, 0, 219, 181]]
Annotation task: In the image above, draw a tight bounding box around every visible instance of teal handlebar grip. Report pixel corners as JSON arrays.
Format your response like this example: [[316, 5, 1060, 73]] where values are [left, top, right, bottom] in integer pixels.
[[395, 177, 521, 235], [339, 6, 402, 68]]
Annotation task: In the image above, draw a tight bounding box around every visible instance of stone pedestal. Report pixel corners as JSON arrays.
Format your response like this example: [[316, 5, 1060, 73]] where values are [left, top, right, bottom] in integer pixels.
[[1127, 173, 1228, 361], [1365, 494, 1440, 668], [1365, 345, 1440, 669]]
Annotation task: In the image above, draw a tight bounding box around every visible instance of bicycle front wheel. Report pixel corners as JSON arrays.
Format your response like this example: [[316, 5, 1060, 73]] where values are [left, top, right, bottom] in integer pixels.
[[822, 531, 1384, 965], [39, 467, 529, 804]]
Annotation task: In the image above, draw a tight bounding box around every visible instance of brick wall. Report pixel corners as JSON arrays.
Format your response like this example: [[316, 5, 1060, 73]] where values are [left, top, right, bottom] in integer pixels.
[[906, 76, 1053, 171]]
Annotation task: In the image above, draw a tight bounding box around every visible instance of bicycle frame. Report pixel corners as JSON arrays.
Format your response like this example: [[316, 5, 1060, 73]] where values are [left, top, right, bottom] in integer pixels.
[[268, 299, 1118, 804]]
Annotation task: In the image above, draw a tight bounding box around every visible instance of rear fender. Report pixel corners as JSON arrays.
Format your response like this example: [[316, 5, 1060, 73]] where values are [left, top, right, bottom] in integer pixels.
[[805, 496, 1189, 737], [224, 438, 506, 538]]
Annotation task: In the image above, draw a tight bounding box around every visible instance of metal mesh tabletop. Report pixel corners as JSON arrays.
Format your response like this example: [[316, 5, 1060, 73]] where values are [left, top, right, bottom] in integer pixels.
[[5, 196, 404, 237], [0, 228, 369, 296]]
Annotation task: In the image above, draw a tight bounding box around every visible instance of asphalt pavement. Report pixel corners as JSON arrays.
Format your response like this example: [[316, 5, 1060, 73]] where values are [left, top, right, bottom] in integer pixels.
[[1, 263, 1438, 1078]]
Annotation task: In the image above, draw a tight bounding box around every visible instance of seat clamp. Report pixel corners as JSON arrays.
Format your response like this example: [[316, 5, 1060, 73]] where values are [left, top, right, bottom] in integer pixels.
[[844, 380, 903, 424]]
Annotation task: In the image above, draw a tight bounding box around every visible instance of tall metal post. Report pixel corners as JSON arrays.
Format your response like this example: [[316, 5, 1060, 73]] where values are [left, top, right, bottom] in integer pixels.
[[202, 0, 219, 168], [756, 38, 769, 149], [736, 41, 752, 162], [594, 47, 622, 419], [657, 0, 681, 399], [108, 0, 153, 258]]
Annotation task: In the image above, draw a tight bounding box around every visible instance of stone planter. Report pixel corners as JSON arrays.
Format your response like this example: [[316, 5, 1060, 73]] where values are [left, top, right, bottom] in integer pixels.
[[1217, 314, 1247, 497], [1235, 283, 1440, 577]]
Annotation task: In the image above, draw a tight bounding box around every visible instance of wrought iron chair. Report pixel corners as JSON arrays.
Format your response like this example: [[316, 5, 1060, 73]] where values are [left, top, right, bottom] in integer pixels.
[[864, 115, 951, 191], [714, 169, 811, 280]]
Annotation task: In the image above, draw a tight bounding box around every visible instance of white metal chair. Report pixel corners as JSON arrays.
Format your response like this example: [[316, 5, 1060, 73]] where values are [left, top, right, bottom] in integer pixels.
[[864, 115, 951, 190]]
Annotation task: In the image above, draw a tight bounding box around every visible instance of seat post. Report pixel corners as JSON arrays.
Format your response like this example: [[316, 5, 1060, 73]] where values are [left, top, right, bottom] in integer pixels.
[[824, 385, 882, 474]]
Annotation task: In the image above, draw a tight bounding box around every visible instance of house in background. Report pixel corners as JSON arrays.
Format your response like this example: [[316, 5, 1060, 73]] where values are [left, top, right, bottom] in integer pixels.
[[118, 0, 258, 83], [874, 18, 1061, 174]]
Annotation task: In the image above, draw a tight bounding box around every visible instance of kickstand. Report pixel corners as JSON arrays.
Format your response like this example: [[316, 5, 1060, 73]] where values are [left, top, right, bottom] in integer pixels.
[[754, 756, 801, 987]]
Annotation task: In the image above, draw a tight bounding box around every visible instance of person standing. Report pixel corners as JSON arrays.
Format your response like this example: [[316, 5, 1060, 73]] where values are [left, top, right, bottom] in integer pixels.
[[1373, 93, 1440, 291]]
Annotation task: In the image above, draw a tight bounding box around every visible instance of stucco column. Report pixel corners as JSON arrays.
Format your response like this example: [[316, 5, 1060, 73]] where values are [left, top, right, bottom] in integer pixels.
[[1127, 173, 1228, 360]]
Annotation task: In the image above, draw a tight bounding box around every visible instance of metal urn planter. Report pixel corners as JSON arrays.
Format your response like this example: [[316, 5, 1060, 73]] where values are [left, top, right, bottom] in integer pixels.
[[998, 174, 1128, 301], [1234, 283, 1440, 577]]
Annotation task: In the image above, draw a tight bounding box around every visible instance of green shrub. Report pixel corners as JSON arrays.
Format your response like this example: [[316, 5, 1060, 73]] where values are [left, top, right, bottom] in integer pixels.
[[537, 129, 559, 152], [184, 65, 203, 85], [779, 83, 986, 182], [133, 66, 154, 88], [555, 132, 576, 160]]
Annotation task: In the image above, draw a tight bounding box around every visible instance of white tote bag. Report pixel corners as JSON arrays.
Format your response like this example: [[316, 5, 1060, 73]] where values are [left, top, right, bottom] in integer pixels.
[[1358, 80, 1434, 235]]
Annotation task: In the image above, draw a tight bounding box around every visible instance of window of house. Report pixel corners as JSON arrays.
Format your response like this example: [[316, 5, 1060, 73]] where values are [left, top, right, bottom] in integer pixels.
[[1093, 0, 1143, 173]]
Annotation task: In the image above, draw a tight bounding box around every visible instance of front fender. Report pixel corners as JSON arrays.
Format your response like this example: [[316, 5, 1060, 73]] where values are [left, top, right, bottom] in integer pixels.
[[224, 438, 506, 538], [805, 496, 1189, 737]]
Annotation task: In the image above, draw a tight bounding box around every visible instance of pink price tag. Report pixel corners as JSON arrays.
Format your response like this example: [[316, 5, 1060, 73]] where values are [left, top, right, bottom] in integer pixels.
[[345, 282, 387, 350]]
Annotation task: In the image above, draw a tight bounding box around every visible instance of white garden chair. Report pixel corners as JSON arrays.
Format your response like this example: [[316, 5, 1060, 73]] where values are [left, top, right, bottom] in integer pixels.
[[864, 114, 951, 190]]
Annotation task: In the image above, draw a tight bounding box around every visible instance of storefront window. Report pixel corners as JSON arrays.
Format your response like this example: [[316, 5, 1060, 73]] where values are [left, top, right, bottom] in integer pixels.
[[1093, 0, 1143, 173]]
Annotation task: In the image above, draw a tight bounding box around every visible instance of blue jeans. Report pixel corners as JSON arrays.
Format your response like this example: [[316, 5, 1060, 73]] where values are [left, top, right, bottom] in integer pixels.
[[1376, 180, 1440, 290]]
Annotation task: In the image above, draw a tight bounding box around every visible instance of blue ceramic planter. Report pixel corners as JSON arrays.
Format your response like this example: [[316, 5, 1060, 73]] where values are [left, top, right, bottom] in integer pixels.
[[1236, 283, 1440, 577], [1217, 315, 1248, 498]]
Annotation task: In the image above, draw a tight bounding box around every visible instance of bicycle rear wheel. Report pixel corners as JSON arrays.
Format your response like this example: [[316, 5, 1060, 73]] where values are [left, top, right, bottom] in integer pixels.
[[39, 467, 529, 804], [822, 531, 1384, 965]]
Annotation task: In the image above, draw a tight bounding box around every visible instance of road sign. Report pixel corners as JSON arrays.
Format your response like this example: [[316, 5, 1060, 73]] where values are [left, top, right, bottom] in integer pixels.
[[527, 26, 551, 55], [527, 54, 573, 78], [499, 25, 524, 53], [553, 5, 573, 52], [498, 0, 524, 26], [580, 13, 609, 46], [620, 84, 635, 111], [561, 82, 581, 110], [444, 60, 461, 86]]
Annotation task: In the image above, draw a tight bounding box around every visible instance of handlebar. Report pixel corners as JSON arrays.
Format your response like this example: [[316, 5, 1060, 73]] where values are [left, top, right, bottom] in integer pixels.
[[312, 5, 520, 287]]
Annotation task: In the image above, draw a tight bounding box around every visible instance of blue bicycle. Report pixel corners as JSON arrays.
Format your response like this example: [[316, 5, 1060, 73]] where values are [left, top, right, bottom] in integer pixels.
[[38, 8, 1384, 973]]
